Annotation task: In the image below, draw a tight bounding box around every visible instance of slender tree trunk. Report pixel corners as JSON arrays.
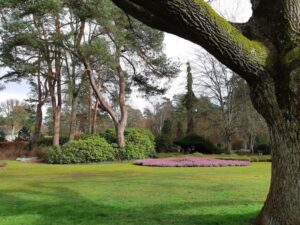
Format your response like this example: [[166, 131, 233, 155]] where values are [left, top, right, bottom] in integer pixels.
[[11, 125, 15, 140], [83, 60, 127, 148], [116, 123, 126, 148], [32, 66, 47, 149], [50, 13, 62, 146], [249, 134, 255, 154], [227, 139, 232, 152], [31, 104, 43, 149], [53, 107, 61, 146], [88, 88, 93, 134], [69, 97, 78, 141], [91, 100, 99, 134], [116, 65, 128, 148]]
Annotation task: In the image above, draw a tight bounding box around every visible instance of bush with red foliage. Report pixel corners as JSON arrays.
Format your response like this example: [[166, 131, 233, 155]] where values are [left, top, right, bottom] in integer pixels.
[[0, 141, 30, 160]]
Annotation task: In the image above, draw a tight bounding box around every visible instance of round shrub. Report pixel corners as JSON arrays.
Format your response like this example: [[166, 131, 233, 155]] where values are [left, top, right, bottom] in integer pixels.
[[102, 128, 156, 160], [47, 136, 115, 164], [174, 134, 220, 154]]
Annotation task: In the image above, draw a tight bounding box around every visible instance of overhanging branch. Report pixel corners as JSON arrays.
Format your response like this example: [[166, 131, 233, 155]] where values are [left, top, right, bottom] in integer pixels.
[[112, 0, 270, 83]]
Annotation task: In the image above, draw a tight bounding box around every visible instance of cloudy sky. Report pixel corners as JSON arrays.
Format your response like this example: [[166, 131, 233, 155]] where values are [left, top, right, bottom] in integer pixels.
[[0, 0, 252, 111]]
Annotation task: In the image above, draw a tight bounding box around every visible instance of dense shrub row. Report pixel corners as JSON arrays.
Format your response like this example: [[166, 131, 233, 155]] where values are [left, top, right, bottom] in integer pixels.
[[39, 136, 69, 147], [47, 128, 156, 164], [174, 134, 220, 154]]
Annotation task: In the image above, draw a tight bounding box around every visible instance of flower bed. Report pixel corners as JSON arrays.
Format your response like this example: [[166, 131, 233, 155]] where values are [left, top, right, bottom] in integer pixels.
[[134, 157, 251, 167]]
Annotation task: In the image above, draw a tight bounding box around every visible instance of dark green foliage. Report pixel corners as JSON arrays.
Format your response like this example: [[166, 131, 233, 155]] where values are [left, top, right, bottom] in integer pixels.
[[16, 126, 31, 141], [183, 62, 197, 134], [254, 144, 271, 155], [174, 134, 220, 154], [155, 134, 175, 153], [255, 134, 269, 145], [161, 119, 172, 137], [38, 136, 69, 147], [101, 129, 117, 143], [102, 128, 156, 160], [0, 131, 6, 142], [158, 118, 175, 153], [176, 121, 184, 139], [47, 136, 115, 164]]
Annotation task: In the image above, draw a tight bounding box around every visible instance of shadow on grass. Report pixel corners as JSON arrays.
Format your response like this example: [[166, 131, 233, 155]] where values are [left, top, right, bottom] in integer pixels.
[[0, 184, 260, 225]]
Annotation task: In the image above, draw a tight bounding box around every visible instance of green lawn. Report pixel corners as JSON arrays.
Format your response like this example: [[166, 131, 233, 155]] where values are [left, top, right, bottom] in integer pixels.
[[0, 161, 270, 225]]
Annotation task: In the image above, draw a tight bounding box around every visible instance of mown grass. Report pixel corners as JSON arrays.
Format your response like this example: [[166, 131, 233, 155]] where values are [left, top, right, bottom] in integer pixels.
[[0, 161, 270, 225]]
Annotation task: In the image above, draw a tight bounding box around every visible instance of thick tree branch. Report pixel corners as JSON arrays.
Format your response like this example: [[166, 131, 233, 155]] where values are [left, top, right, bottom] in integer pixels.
[[112, 0, 270, 83], [84, 59, 119, 126]]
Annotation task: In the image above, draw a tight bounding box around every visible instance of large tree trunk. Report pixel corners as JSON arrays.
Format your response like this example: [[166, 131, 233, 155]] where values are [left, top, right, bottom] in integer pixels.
[[31, 103, 43, 149], [250, 69, 300, 225], [253, 123, 300, 225]]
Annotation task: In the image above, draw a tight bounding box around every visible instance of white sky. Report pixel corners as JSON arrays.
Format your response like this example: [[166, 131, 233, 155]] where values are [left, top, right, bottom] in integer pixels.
[[0, 0, 252, 111]]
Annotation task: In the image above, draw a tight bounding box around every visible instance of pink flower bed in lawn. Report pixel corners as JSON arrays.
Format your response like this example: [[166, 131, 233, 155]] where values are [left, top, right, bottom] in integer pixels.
[[134, 157, 251, 167]]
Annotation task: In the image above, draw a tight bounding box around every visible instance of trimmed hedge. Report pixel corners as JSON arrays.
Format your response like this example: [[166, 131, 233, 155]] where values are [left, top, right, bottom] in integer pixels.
[[47, 136, 115, 164], [174, 134, 220, 154], [102, 128, 156, 160]]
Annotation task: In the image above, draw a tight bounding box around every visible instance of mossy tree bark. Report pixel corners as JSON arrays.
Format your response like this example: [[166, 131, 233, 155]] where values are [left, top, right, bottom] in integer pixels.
[[111, 0, 300, 224]]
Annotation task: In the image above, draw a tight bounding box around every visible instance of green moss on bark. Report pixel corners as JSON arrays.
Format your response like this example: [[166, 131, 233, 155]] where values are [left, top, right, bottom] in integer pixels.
[[283, 47, 300, 65], [193, 0, 269, 66]]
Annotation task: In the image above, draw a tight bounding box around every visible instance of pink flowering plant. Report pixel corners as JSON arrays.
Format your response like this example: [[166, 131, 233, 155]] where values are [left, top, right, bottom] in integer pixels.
[[134, 157, 251, 167]]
